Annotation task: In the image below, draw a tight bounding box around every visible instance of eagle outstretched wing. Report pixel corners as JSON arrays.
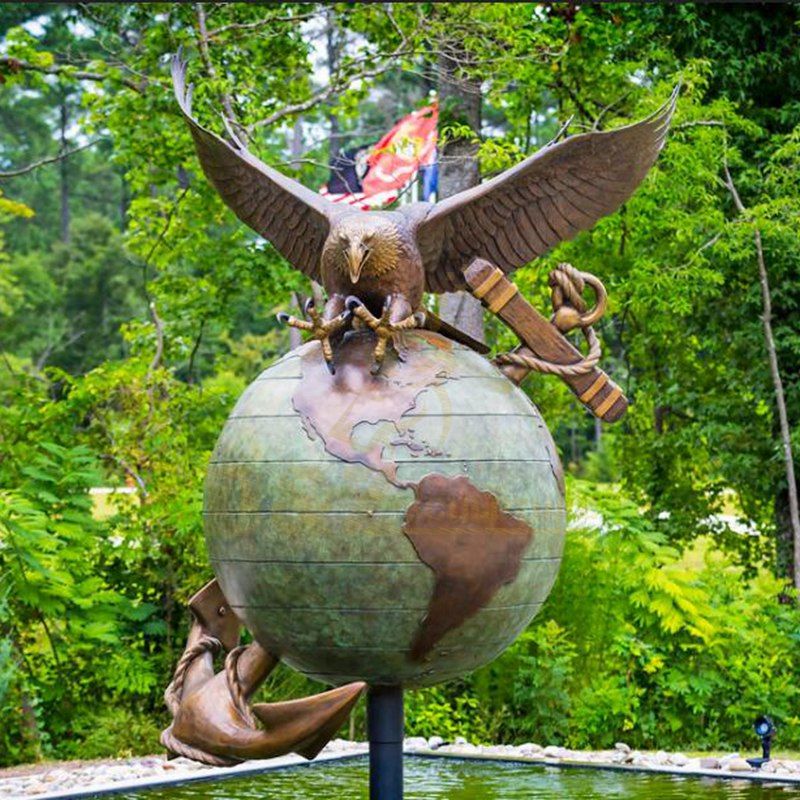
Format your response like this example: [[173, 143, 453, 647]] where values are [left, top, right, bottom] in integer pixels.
[[172, 54, 341, 282], [415, 87, 679, 293]]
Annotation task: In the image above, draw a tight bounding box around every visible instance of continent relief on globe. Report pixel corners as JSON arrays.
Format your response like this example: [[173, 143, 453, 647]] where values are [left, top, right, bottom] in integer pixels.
[[204, 330, 565, 686], [293, 333, 538, 661]]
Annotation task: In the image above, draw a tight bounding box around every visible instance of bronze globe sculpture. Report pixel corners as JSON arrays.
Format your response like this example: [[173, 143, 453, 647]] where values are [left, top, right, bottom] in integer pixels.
[[162, 52, 676, 800], [205, 329, 566, 687]]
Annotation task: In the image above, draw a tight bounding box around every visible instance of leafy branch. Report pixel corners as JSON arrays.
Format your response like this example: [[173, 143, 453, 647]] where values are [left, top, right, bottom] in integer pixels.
[[0, 140, 104, 180], [0, 56, 145, 92], [247, 7, 413, 133]]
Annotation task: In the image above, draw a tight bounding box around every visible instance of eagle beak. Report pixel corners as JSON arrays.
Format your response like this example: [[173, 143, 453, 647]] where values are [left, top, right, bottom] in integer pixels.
[[347, 243, 364, 284]]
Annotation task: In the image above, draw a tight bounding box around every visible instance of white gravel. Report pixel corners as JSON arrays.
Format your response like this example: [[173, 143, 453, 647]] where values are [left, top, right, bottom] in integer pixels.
[[0, 741, 367, 799]]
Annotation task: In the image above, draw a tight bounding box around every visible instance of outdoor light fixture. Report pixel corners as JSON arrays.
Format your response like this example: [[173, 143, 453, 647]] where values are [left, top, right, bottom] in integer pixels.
[[746, 715, 776, 768]]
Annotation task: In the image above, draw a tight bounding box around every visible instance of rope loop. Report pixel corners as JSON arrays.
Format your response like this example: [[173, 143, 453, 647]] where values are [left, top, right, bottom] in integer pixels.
[[224, 645, 257, 727], [497, 326, 601, 376], [496, 263, 607, 377], [549, 262, 607, 333], [164, 634, 222, 716], [160, 727, 240, 767]]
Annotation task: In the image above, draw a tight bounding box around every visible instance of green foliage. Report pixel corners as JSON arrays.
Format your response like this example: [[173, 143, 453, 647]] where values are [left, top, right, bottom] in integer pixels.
[[505, 621, 576, 745], [421, 481, 800, 750], [1, 1, 799, 765], [0, 442, 136, 763], [55, 708, 164, 761], [406, 686, 493, 743]]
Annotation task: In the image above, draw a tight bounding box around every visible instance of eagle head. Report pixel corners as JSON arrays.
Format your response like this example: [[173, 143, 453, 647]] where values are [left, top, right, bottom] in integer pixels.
[[325, 217, 401, 284]]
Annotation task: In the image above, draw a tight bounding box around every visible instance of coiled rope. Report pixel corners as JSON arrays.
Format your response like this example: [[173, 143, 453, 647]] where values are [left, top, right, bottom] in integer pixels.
[[161, 635, 255, 766], [495, 263, 607, 377], [163, 634, 222, 716]]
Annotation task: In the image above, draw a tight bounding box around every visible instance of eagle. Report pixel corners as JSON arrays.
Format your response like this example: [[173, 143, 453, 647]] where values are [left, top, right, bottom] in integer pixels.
[[172, 55, 676, 372]]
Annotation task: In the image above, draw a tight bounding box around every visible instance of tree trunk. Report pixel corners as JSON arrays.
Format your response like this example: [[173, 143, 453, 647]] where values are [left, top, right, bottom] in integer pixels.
[[776, 490, 796, 591], [725, 166, 800, 592], [754, 224, 800, 591], [436, 42, 484, 342], [326, 7, 342, 162], [59, 99, 70, 243], [289, 292, 303, 350], [287, 118, 305, 351]]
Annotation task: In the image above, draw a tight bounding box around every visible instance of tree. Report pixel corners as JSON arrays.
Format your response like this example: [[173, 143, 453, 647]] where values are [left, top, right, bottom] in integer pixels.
[[433, 7, 484, 341]]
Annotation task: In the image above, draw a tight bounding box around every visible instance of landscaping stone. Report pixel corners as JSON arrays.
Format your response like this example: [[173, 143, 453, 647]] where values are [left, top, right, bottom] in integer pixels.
[[4, 742, 800, 798], [403, 737, 428, 751], [427, 735, 444, 750], [725, 757, 754, 772]]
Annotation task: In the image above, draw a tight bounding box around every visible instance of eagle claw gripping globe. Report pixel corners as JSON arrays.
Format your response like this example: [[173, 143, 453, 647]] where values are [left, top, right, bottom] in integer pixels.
[[205, 330, 566, 687]]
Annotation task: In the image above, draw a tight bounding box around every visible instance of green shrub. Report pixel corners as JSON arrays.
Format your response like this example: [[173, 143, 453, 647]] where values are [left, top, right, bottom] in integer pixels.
[[416, 480, 800, 750], [54, 708, 164, 761], [406, 685, 495, 743]]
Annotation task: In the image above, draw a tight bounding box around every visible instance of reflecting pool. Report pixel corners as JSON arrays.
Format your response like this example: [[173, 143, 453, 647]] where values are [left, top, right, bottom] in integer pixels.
[[114, 756, 799, 799]]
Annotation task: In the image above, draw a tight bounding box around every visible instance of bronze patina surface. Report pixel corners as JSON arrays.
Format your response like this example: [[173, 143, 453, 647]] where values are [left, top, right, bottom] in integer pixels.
[[465, 259, 628, 423], [161, 580, 365, 766], [204, 331, 565, 686], [404, 474, 533, 661], [292, 331, 452, 483], [169, 52, 679, 770]]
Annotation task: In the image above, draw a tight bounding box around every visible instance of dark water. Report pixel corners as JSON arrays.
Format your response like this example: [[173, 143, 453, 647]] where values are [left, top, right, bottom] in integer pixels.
[[114, 757, 800, 799]]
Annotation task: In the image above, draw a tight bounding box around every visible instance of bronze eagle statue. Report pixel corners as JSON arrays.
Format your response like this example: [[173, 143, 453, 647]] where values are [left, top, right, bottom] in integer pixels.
[[172, 55, 677, 373]]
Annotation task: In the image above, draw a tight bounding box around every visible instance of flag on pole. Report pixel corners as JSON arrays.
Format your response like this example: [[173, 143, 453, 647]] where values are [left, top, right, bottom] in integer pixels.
[[318, 145, 373, 208], [320, 102, 438, 209]]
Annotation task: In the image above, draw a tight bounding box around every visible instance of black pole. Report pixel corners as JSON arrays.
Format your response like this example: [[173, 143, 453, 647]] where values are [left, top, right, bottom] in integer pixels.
[[367, 685, 403, 800]]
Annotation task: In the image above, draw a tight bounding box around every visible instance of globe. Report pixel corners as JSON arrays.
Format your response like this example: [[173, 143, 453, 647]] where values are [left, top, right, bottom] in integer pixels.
[[204, 329, 565, 687]]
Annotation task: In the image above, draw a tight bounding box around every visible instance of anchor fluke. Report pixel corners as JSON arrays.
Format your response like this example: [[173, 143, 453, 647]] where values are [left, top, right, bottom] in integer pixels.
[[253, 680, 366, 760]]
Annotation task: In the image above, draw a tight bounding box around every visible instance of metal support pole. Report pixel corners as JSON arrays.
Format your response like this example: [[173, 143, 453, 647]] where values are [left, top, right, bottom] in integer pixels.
[[367, 685, 403, 800]]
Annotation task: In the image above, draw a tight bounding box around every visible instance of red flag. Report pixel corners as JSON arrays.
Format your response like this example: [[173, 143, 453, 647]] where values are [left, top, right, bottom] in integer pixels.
[[320, 102, 438, 209]]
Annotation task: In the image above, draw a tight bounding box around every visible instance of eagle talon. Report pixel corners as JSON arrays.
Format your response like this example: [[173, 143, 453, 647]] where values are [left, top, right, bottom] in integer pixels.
[[344, 296, 422, 373], [277, 301, 351, 373], [345, 296, 364, 314]]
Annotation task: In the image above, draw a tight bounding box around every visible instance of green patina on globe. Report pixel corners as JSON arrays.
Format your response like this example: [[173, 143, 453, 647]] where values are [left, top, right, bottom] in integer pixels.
[[204, 330, 565, 687]]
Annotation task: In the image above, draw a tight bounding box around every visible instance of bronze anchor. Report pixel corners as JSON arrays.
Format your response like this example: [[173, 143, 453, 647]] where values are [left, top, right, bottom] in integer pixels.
[[161, 580, 365, 766]]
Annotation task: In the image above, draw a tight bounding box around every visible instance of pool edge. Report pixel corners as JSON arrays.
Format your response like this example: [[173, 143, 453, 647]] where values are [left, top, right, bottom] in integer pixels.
[[410, 749, 800, 786], [18, 748, 800, 799], [18, 750, 367, 800]]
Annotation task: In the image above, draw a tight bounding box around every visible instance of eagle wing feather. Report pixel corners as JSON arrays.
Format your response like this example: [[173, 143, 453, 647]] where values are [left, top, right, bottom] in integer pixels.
[[172, 54, 342, 282], [415, 87, 678, 293]]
